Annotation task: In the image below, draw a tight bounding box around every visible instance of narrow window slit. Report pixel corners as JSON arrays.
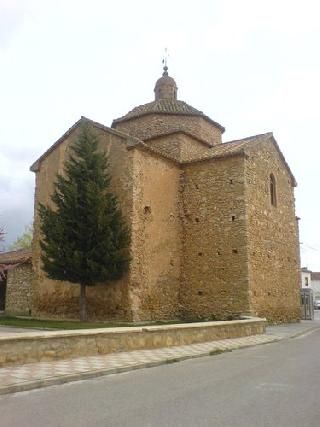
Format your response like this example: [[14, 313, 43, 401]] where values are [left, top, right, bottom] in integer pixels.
[[144, 206, 151, 215], [270, 174, 277, 206]]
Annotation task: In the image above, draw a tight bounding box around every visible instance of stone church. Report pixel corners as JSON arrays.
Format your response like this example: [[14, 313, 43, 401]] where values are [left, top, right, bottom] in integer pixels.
[[30, 66, 301, 323]]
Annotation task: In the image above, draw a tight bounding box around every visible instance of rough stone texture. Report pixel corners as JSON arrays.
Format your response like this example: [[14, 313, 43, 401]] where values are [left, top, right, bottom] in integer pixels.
[[31, 121, 301, 323], [142, 132, 214, 163], [114, 113, 222, 146], [129, 149, 182, 320], [0, 317, 266, 367], [5, 262, 33, 316], [245, 141, 301, 322], [32, 124, 135, 320], [180, 155, 250, 319], [112, 96, 225, 133], [29, 71, 301, 324], [154, 74, 178, 100]]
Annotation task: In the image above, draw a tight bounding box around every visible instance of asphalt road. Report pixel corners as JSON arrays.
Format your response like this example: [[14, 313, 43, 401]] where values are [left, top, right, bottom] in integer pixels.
[[1, 328, 320, 427]]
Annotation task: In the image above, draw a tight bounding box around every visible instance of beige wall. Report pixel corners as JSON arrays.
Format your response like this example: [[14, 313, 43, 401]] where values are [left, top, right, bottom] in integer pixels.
[[180, 155, 250, 319], [31, 118, 300, 324], [129, 149, 182, 320], [179, 134, 214, 162], [32, 125, 134, 320], [144, 133, 214, 163], [5, 263, 33, 315], [245, 141, 300, 322], [114, 114, 222, 146]]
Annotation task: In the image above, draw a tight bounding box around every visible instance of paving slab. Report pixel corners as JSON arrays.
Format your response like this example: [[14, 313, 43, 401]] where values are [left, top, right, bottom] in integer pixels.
[[0, 333, 278, 396]]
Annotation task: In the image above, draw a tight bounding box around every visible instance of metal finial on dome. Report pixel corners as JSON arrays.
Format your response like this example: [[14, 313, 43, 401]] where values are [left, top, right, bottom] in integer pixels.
[[163, 65, 168, 76], [155, 49, 177, 101], [162, 48, 169, 76]]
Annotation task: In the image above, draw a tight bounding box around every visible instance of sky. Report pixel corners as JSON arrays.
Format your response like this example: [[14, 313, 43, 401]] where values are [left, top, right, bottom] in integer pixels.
[[0, 0, 319, 270]]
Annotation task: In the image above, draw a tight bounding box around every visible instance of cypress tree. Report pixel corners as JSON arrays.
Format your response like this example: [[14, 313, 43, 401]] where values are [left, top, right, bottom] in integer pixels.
[[39, 124, 130, 321]]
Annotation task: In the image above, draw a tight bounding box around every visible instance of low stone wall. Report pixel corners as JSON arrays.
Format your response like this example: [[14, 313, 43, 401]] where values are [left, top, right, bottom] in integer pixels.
[[0, 317, 266, 367]]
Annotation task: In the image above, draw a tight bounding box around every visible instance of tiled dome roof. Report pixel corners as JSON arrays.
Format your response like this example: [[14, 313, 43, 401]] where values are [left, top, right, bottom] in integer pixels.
[[112, 66, 225, 132], [112, 98, 225, 131]]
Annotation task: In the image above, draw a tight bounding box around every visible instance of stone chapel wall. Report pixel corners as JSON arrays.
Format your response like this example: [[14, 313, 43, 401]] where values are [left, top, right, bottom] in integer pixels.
[[114, 114, 222, 146], [129, 148, 182, 321], [32, 125, 134, 320], [245, 141, 301, 322], [143, 133, 214, 163], [179, 155, 250, 320]]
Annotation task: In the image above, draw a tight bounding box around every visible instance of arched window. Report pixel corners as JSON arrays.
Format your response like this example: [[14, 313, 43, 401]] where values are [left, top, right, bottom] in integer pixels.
[[270, 173, 277, 206]]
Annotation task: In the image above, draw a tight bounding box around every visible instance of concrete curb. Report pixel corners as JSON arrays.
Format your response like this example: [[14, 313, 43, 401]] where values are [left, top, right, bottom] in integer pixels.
[[0, 336, 280, 396]]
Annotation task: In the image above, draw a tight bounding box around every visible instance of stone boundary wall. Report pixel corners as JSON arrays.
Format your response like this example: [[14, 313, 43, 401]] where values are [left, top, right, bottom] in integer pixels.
[[5, 263, 33, 316], [0, 317, 266, 367]]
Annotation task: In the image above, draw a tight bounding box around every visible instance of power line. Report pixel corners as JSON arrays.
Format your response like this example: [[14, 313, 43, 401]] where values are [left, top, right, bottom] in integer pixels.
[[300, 242, 319, 252]]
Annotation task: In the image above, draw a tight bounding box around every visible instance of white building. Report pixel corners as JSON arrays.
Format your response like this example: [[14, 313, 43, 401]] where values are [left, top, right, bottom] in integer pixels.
[[301, 268, 320, 299], [301, 267, 312, 289], [311, 272, 320, 299]]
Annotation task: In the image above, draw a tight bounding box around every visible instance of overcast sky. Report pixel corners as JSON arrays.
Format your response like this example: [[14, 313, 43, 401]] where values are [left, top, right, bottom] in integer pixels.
[[0, 0, 319, 270]]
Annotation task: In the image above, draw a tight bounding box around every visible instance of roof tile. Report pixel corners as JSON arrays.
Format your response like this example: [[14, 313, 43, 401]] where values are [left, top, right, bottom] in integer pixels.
[[112, 99, 225, 132], [0, 249, 32, 265]]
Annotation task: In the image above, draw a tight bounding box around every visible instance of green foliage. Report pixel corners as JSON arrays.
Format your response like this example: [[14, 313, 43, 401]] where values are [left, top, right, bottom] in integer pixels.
[[39, 124, 130, 287], [10, 224, 33, 250]]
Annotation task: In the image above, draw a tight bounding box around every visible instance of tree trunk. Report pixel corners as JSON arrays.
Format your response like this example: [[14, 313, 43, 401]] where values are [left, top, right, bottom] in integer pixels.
[[80, 283, 87, 322]]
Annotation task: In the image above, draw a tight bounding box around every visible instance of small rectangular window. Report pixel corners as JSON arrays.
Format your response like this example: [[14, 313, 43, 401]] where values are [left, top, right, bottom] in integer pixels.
[[270, 174, 277, 207]]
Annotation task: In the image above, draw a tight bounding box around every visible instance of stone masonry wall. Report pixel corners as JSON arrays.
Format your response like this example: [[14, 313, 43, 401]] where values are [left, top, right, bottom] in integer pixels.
[[32, 125, 134, 320], [245, 141, 301, 322], [0, 318, 266, 367], [114, 114, 222, 146], [5, 263, 33, 315], [180, 155, 250, 320], [129, 148, 182, 321], [146, 134, 181, 161], [144, 133, 214, 163], [179, 134, 215, 162]]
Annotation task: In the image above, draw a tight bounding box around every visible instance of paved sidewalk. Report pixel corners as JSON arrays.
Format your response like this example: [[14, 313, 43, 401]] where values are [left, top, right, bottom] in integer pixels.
[[0, 320, 319, 396], [0, 326, 42, 335], [266, 319, 320, 338]]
